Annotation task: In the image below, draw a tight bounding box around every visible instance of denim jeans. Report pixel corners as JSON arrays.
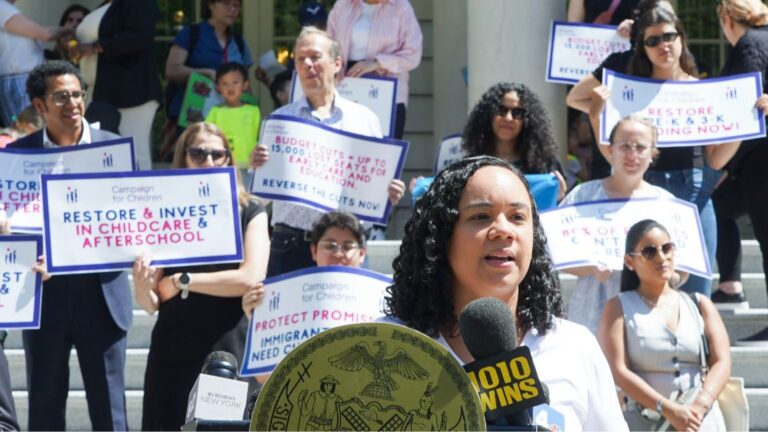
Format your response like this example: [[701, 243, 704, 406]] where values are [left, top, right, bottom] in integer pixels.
[[0, 73, 30, 128], [645, 167, 718, 297]]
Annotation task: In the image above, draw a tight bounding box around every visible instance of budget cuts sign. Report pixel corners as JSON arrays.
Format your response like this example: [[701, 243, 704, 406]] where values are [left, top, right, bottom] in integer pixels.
[[0, 138, 135, 233], [241, 266, 390, 376], [251, 115, 408, 223], [41, 167, 243, 274]]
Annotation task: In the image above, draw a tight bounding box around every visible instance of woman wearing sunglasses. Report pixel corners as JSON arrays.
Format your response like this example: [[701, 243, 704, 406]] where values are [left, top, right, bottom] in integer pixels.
[[589, 6, 757, 297], [132, 122, 270, 431], [560, 115, 687, 335], [462, 82, 566, 199], [598, 219, 730, 431]]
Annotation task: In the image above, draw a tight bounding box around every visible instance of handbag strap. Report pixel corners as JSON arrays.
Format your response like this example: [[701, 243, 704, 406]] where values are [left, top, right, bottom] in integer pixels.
[[594, 0, 623, 24], [682, 292, 710, 377]]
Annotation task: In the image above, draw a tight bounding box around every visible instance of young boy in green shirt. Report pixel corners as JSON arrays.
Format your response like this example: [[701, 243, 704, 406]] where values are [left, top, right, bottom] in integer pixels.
[[205, 62, 261, 167]]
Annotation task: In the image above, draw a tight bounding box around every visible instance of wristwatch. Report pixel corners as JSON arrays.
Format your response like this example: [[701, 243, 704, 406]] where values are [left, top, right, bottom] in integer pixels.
[[178, 273, 190, 300]]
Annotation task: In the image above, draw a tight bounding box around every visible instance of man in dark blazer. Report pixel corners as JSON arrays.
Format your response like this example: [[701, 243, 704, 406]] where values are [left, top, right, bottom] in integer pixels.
[[8, 61, 132, 431]]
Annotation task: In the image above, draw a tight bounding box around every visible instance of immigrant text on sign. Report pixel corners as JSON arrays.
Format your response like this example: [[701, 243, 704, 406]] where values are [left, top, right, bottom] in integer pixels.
[[241, 266, 390, 376]]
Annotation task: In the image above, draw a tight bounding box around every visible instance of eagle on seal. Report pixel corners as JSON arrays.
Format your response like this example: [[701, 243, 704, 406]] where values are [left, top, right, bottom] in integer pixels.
[[328, 341, 429, 400]]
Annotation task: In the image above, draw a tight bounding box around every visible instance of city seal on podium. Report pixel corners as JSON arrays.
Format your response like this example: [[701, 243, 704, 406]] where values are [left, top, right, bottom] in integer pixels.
[[250, 322, 485, 431]]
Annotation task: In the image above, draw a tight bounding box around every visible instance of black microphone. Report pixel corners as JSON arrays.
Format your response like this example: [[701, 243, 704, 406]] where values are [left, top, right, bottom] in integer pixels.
[[459, 298, 548, 431], [201, 351, 239, 380]]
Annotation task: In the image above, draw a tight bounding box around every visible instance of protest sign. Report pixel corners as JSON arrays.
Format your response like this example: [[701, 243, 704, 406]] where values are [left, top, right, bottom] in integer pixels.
[[546, 21, 631, 84], [178, 72, 258, 127], [0, 235, 42, 329], [600, 70, 765, 145], [241, 266, 390, 376], [41, 167, 243, 274], [0, 138, 135, 233], [433, 133, 465, 174], [290, 74, 398, 137], [250, 115, 408, 223], [540, 197, 711, 278]]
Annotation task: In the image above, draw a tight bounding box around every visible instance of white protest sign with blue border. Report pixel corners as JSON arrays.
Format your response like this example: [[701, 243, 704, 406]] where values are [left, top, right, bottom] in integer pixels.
[[241, 266, 390, 377], [290, 73, 398, 137], [600, 70, 766, 145], [540, 197, 711, 278], [41, 167, 243, 274], [0, 138, 135, 233], [250, 115, 408, 224], [0, 235, 42, 329], [546, 21, 630, 84], [433, 133, 465, 174]]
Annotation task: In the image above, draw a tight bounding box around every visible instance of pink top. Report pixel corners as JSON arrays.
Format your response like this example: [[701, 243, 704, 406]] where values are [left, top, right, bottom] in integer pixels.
[[327, 0, 423, 105]]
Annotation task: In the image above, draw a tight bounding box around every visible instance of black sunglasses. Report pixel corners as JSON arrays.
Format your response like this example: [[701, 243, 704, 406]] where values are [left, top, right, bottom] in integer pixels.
[[629, 242, 676, 260], [186, 147, 229, 163], [643, 32, 679, 48], [496, 106, 527, 120]]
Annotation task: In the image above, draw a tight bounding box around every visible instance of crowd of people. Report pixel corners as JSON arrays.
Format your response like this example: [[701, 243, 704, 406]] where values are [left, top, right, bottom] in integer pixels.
[[0, 0, 766, 430]]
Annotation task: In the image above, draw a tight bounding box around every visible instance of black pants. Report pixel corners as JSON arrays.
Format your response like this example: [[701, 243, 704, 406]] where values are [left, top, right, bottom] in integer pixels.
[[394, 103, 406, 140], [713, 145, 768, 292], [0, 333, 18, 432]]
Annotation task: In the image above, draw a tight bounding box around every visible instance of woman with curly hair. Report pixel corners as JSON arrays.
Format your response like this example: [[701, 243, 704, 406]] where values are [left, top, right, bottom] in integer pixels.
[[385, 156, 628, 431], [462, 82, 566, 195]]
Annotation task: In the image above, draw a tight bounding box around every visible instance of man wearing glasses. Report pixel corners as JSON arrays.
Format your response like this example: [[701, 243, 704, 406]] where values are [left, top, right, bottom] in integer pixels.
[[8, 60, 131, 431]]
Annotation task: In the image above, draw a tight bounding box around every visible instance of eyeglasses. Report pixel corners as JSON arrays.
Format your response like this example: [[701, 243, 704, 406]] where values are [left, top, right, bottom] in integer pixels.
[[186, 147, 230, 164], [613, 142, 652, 157], [643, 32, 679, 48], [47, 90, 86, 106], [318, 240, 360, 254], [496, 106, 527, 120], [629, 242, 676, 260]]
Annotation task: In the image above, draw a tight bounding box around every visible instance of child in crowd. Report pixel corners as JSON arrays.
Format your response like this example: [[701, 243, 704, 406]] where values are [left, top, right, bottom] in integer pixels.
[[0, 105, 43, 148], [205, 62, 261, 168]]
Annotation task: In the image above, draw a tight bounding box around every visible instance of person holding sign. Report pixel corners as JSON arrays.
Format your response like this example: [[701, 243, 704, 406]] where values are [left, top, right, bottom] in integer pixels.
[[0, 220, 20, 431], [598, 219, 730, 431], [588, 6, 761, 296], [326, 0, 423, 139], [385, 156, 628, 431], [711, 0, 768, 343], [250, 27, 405, 277], [133, 122, 270, 431], [560, 116, 686, 335], [242, 211, 367, 319], [8, 61, 132, 431]]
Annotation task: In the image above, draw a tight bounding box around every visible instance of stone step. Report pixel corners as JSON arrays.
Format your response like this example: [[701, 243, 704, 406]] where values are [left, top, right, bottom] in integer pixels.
[[9, 388, 768, 431], [12, 390, 143, 431], [6, 349, 148, 391], [4, 311, 157, 350], [720, 309, 768, 343]]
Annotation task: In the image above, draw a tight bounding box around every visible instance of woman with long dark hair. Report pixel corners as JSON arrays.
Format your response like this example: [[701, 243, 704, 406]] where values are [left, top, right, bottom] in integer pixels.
[[386, 156, 627, 431], [598, 220, 730, 431]]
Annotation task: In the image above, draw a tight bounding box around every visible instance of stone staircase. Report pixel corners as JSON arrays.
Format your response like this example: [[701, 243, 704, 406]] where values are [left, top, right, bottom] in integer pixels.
[[5, 240, 767, 430]]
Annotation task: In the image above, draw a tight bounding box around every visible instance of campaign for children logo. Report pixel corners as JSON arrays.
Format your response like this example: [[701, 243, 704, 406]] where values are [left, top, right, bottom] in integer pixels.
[[433, 134, 467, 174], [546, 21, 631, 84], [0, 138, 135, 233], [601, 70, 766, 146], [0, 236, 43, 329], [251, 115, 408, 224], [241, 266, 391, 377], [41, 167, 243, 274], [291, 74, 398, 137], [102, 152, 114, 168], [540, 197, 711, 278]]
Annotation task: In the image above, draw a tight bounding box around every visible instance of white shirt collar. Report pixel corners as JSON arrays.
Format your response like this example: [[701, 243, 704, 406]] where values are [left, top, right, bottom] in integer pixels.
[[42, 118, 93, 149]]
